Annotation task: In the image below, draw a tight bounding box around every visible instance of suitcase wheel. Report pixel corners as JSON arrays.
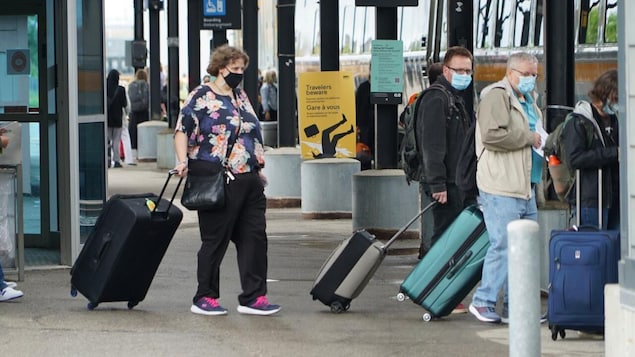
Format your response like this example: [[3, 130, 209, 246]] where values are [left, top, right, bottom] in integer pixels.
[[70, 287, 77, 297], [128, 301, 139, 310], [396, 293, 407, 302], [422, 313, 433, 322], [550, 325, 565, 340], [330, 301, 350, 314], [87, 302, 98, 310]]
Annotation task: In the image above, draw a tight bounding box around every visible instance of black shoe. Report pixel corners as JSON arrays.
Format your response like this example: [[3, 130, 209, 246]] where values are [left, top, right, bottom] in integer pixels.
[[114, 162, 123, 168]]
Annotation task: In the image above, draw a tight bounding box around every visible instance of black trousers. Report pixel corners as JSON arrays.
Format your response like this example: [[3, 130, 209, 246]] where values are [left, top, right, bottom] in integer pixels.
[[193, 172, 268, 306], [129, 110, 149, 149]]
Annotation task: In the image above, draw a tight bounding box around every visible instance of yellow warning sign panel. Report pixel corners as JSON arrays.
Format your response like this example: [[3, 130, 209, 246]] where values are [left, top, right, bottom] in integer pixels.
[[298, 71, 356, 160]]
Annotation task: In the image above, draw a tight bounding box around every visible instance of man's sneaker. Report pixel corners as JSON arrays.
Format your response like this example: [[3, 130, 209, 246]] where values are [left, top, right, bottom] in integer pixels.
[[190, 297, 227, 316], [0, 286, 23, 302], [469, 303, 501, 323], [3, 281, 17, 289], [451, 303, 468, 314], [237, 296, 281, 316]]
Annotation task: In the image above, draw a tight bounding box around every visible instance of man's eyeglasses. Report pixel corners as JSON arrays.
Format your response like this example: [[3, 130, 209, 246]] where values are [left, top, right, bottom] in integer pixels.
[[445, 65, 473, 76], [512, 68, 539, 79]]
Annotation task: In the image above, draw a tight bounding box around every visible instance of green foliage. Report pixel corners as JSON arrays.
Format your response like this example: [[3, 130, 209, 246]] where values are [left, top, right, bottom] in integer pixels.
[[605, 13, 617, 43], [585, 8, 598, 44], [585, 8, 617, 44]]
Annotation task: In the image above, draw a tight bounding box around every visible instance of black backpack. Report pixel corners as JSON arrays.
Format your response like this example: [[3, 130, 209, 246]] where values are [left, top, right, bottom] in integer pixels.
[[398, 83, 457, 184]]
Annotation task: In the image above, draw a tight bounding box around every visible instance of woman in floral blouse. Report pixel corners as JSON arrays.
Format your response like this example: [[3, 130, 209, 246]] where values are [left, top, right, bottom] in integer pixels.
[[173, 45, 280, 316]]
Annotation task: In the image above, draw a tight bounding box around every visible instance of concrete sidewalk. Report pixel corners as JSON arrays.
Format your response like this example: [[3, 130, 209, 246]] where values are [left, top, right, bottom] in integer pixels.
[[0, 163, 604, 356]]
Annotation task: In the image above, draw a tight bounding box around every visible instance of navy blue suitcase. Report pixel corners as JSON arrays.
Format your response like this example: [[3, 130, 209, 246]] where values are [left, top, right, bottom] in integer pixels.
[[547, 229, 619, 339], [547, 169, 620, 340]]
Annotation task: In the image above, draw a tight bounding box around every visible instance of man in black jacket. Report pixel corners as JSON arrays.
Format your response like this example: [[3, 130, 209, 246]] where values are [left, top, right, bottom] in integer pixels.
[[416, 46, 473, 251]]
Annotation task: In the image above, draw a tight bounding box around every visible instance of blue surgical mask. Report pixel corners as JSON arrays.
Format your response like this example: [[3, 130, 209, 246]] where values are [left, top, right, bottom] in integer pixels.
[[603, 101, 617, 115], [451, 73, 472, 91], [518, 76, 536, 94]]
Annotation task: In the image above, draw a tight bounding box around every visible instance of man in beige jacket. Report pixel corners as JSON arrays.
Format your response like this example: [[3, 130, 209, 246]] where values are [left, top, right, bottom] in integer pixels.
[[468, 52, 543, 324]]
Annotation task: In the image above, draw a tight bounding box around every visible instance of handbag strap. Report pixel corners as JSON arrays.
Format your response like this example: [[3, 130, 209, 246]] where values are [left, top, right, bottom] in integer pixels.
[[223, 89, 243, 168]]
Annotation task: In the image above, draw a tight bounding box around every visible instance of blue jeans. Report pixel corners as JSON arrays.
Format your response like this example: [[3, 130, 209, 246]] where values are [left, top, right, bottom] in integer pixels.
[[471, 189, 538, 308]]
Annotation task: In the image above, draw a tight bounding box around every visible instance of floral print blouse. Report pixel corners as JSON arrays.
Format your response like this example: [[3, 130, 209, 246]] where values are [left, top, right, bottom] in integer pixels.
[[176, 85, 265, 174]]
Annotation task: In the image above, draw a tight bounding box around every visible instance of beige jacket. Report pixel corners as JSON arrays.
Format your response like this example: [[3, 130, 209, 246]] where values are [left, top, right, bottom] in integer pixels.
[[475, 77, 543, 199]]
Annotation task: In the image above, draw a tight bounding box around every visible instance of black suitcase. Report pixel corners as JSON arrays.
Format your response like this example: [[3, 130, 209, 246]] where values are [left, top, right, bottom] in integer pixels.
[[310, 201, 436, 313], [70, 172, 183, 310]]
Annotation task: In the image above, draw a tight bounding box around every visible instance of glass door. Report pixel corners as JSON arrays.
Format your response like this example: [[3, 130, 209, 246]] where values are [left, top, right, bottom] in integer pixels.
[[0, 1, 59, 266]]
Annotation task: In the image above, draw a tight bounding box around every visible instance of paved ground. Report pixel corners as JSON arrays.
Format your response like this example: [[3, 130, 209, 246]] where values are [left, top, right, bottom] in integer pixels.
[[0, 162, 605, 356]]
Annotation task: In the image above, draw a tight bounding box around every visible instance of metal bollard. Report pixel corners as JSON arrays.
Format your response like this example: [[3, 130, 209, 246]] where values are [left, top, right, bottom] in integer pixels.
[[507, 219, 541, 357]]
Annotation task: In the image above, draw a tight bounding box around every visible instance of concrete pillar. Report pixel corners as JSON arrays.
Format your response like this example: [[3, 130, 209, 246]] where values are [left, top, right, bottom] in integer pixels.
[[137, 120, 168, 162], [263, 147, 301, 208], [156, 128, 175, 169], [261, 121, 278, 148], [508, 219, 541, 357], [301, 158, 359, 219], [352, 169, 419, 241]]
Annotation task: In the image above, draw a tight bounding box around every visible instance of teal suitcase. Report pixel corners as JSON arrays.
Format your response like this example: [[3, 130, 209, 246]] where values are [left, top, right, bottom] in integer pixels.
[[398, 205, 489, 321]]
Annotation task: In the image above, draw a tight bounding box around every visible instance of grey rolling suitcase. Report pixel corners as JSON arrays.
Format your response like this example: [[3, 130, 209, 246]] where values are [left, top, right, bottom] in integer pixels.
[[310, 201, 436, 313]]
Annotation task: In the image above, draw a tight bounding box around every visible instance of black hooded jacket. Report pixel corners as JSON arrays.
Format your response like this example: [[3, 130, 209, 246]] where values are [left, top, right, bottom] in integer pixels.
[[562, 104, 619, 208]]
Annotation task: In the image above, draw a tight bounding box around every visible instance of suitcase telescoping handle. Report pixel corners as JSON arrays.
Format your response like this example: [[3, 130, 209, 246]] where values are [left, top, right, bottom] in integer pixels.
[[574, 168, 602, 229], [381, 201, 438, 251], [151, 170, 184, 215]]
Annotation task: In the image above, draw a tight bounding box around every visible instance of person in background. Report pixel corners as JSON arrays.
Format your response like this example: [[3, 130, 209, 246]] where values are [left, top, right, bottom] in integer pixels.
[[355, 69, 374, 168], [426, 62, 443, 86], [106, 69, 127, 168], [260, 69, 278, 121], [128, 68, 150, 160], [173, 45, 280, 316], [562, 69, 619, 229], [469, 52, 543, 324], [0, 131, 24, 302]]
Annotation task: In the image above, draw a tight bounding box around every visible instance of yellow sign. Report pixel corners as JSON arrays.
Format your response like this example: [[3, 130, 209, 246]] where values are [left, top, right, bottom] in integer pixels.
[[298, 71, 356, 159]]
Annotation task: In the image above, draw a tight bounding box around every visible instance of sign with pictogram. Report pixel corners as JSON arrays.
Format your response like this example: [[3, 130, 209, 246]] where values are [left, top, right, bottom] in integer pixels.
[[204, 0, 226, 16], [7, 49, 30, 75], [200, 0, 241, 30]]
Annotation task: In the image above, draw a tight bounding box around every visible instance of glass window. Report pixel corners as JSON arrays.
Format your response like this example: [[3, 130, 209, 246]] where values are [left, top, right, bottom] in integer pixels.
[[604, 0, 617, 43], [514, 0, 531, 47], [78, 122, 106, 243], [494, 0, 514, 47], [535, 1, 544, 46], [0, 15, 39, 114], [77, 0, 104, 115], [578, 0, 599, 44], [476, 0, 495, 48]]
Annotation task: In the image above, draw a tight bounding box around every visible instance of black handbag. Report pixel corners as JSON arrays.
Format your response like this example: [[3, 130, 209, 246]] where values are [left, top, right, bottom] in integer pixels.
[[180, 164, 226, 211]]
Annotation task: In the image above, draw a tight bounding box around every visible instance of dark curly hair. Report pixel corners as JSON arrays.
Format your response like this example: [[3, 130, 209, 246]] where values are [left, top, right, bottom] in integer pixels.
[[588, 69, 618, 104], [206, 45, 250, 77]]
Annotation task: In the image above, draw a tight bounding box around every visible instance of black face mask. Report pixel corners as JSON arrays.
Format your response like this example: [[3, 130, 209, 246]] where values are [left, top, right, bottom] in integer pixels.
[[223, 70, 243, 89]]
